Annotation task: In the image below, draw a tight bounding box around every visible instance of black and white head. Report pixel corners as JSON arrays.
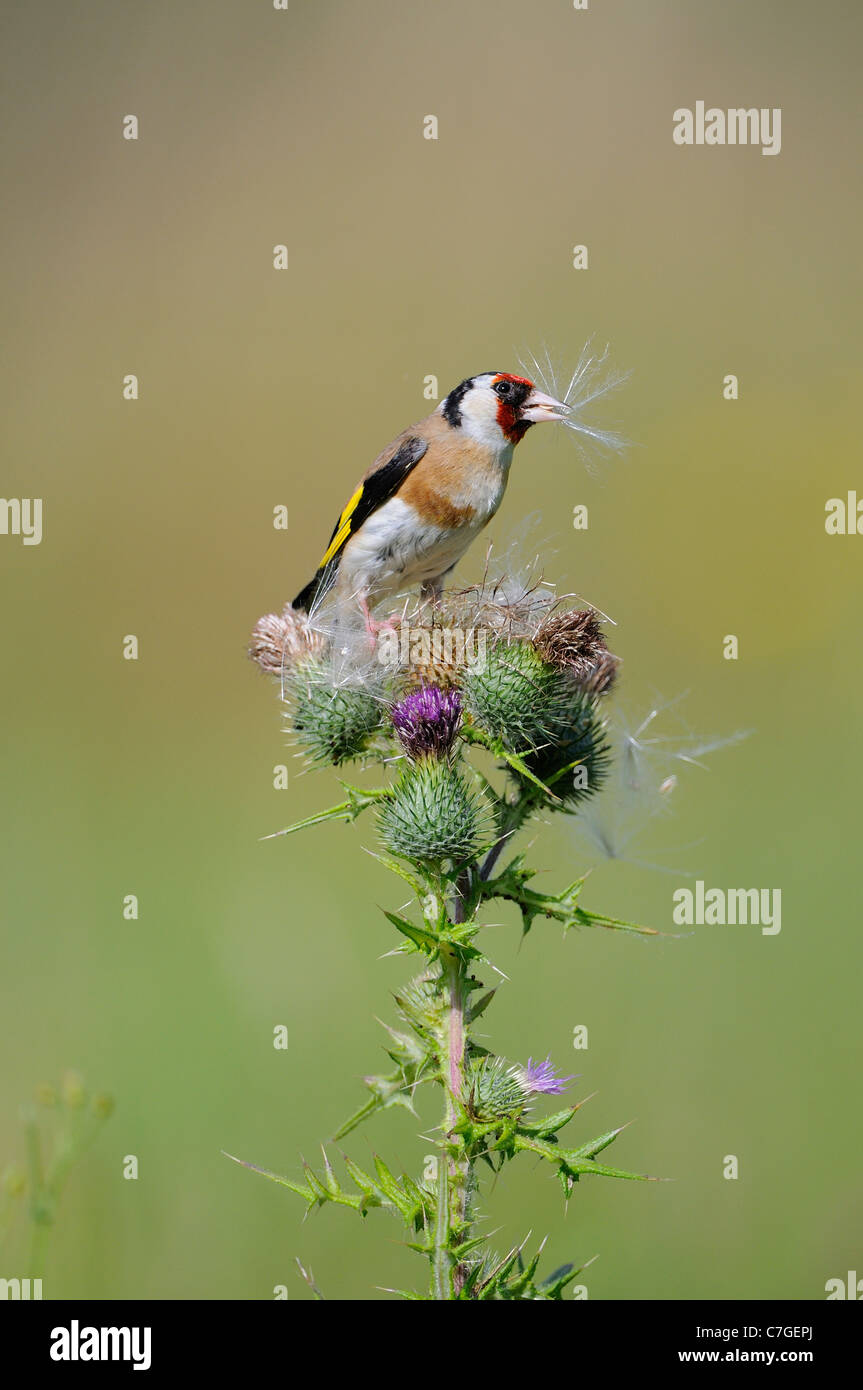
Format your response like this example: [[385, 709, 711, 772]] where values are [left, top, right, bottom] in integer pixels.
[[439, 372, 567, 452]]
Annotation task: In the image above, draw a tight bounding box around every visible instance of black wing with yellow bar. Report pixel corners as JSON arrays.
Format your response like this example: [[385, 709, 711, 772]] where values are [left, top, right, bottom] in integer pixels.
[[292, 434, 428, 612]]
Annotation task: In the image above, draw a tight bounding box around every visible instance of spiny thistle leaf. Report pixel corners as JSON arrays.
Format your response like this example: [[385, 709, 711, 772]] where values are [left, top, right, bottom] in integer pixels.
[[263, 783, 389, 840], [295, 1257, 325, 1300], [319, 1146, 340, 1196], [461, 723, 559, 801], [517, 1106, 580, 1140], [513, 1132, 651, 1186], [364, 849, 429, 896], [451, 1233, 489, 1261], [340, 1155, 386, 1203], [480, 857, 657, 938], [572, 905, 660, 938], [400, 1172, 432, 1219], [222, 1151, 317, 1207], [373, 1156, 420, 1221], [384, 911, 484, 964], [467, 1245, 596, 1300], [567, 1125, 630, 1161], [476, 1240, 529, 1298], [466, 988, 496, 1023], [302, 1160, 336, 1204], [504, 1247, 544, 1298], [331, 1075, 416, 1143], [226, 1148, 430, 1227], [384, 911, 441, 955]]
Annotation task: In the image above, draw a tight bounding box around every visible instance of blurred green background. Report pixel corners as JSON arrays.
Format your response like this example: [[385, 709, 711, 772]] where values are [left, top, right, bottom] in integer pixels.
[[1, 0, 861, 1299]]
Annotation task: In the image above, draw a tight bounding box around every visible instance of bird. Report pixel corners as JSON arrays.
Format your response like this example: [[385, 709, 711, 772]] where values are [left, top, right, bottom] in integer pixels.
[[292, 371, 569, 634]]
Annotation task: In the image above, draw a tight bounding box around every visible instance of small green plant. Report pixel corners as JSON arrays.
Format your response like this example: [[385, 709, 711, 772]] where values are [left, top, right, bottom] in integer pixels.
[[1, 1072, 114, 1280], [239, 579, 661, 1299]]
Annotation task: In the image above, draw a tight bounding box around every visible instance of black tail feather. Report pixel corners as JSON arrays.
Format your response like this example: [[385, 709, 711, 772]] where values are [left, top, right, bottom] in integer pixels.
[[292, 576, 319, 613]]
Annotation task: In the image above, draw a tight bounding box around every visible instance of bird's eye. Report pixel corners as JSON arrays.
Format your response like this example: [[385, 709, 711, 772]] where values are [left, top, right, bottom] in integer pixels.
[[494, 380, 511, 399]]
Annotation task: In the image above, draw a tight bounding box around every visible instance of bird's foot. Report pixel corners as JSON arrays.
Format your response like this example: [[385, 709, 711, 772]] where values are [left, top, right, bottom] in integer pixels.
[[359, 597, 399, 648], [366, 616, 399, 637]]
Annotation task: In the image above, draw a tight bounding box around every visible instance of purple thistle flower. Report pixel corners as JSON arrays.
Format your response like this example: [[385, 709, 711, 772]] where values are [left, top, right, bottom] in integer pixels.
[[520, 1056, 574, 1095], [391, 685, 462, 759]]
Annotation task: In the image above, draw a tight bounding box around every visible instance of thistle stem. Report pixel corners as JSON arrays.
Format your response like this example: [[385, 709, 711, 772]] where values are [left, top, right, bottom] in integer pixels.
[[432, 1150, 450, 1300], [480, 794, 527, 881], [439, 946, 470, 1298]]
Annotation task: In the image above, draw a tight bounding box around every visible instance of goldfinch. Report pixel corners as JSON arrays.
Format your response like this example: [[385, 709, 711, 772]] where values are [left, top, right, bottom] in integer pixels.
[[292, 372, 568, 630]]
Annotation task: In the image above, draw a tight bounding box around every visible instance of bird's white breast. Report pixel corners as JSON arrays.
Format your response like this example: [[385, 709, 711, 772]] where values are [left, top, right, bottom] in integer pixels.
[[339, 497, 486, 600]]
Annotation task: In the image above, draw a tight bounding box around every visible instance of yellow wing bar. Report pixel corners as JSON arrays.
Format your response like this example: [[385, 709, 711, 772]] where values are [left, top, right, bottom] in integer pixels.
[[319, 484, 364, 567]]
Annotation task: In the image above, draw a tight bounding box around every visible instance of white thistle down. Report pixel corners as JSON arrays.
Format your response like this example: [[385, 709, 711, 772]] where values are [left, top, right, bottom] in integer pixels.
[[519, 341, 631, 464], [574, 695, 751, 872]]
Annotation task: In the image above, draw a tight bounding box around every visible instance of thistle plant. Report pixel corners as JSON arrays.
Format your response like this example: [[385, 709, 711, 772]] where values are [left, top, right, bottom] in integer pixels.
[[240, 578, 660, 1300]]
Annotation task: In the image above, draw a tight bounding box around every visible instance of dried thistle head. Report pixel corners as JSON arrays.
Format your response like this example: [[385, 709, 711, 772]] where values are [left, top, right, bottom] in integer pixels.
[[383, 619, 467, 694], [534, 607, 619, 693], [404, 652, 462, 693], [249, 603, 327, 676], [579, 648, 620, 697], [438, 575, 557, 643]]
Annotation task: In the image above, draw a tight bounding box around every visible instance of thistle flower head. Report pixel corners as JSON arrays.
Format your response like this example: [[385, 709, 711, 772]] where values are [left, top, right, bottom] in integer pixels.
[[391, 686, 462, 760], [518, 680, 611, 810], [377, 758, 482, 867], [578, 649, 621, 697], [289, 658, 383, 765], [463, 1056, 530, 1121], [383, 613, 479, 693], [517, 1056, 574, 1095], [249, 603, 327, 677], [534, 608, 618, 692], [462, 639, 563, 753]]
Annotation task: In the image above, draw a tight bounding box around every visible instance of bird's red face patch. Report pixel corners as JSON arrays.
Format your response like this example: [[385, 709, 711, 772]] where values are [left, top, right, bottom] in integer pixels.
[[491, 373, 534, 444]]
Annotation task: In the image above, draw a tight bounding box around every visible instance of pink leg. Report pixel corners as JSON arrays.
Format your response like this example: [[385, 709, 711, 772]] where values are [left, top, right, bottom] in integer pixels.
[[359, 595, 398, 645]]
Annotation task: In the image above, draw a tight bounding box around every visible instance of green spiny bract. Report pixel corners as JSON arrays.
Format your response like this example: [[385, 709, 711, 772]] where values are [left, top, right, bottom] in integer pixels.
[[462, 639, 563, 753], [517, 681, 610, 810], [394, 971, 445, 1040], [377, 758, 482, 867], [463, 1056, 529, 1123], [464, 1245, 590, 1300], [289, 660, 383, 765]]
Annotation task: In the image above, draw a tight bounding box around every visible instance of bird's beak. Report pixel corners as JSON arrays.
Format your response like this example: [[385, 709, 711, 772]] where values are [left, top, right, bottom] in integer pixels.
[[521, 388, 569, 424]]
